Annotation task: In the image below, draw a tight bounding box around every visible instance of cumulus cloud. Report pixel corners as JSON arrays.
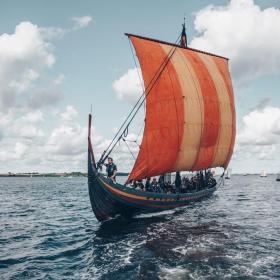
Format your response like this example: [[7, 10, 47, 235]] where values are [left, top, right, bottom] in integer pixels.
[[45, 106, 86, 156], [238, 106, 280, 146], [113, 68, 143, 103], [191, 0, 280, 84], [0, 19, 95, 172], [21, 111, 44, 123], [0, 21, 55, 111], [0, 142, 27, 162], [0, 18, 90, 113], [233, 105, 280, 167], [60, 105, 78, 123], [27, 89, 63, 109], [0, 105, 93, 171], [9, 68, 39, 93], [71, 16, 92, 30], [11, 110, 45, 140]]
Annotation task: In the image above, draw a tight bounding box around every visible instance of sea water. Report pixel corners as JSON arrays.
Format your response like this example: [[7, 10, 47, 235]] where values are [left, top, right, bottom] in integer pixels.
[[0, 175, 279, 279]]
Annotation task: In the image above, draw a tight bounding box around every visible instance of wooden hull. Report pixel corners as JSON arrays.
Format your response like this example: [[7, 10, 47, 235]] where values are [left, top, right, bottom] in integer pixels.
[[88, 153, 217, 221]]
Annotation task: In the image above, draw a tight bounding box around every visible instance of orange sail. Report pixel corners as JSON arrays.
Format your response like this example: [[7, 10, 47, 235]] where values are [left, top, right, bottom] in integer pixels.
[[127, 34, 236, 182]]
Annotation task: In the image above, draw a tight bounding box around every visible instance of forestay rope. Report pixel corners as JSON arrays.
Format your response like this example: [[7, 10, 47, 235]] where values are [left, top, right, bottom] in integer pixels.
[[216, 169, 225, 189]]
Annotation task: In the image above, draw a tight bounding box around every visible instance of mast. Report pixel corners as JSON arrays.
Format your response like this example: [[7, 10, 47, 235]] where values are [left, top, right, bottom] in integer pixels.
[[180, 17, 187, 47]]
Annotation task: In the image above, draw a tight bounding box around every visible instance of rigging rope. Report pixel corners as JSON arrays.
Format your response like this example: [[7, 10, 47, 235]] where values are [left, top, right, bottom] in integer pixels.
[[128, 39, 145, 93], [123, 126, 128, 138], [216, 170, 225, 190], [135, 121, 144, 145], [98, 33, 182, 167], [122, 137, 136, 160], [122, 119, 144, 147]]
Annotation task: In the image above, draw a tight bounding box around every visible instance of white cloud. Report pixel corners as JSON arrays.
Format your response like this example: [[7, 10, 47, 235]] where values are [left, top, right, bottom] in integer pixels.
[[191, 0, 280, 84], [0, 19, 97, 172], [237, 106, 280, 146], [14, 142, 28, 159], [17, 124, 44, 139], [0, 103, 142, 172], [27, 88, 63, 109], [232, 105, 280, 170], [45, 106, 88, 157], [0, 21, 55, 111], [72, 16, 92, 30], [46, 125, 87, 156], [0, 142, 27, 162], [0, 105, 90, 171], [113, 68, 143, 103], [21, 111, 44, 123], [54, 74, 65, 85], [60, 105, 78, 123], [9, 69, 39, 93], [12, 111, 45, 140], [39, 26, 67, 40]]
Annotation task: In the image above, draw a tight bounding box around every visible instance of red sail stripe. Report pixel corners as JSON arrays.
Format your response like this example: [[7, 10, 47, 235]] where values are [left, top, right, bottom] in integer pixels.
[[127, 37, 184, 181], [197, 54, 233, 168], [182, 51, 220, 171], [213, 58, 236, 168]]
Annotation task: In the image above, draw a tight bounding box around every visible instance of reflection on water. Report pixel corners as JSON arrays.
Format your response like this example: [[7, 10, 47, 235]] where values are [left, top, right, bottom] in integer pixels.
[[0, 175, 280, 279]]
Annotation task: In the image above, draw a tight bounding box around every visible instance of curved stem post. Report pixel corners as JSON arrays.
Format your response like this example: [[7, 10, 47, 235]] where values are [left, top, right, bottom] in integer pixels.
[[88, 113, 96, 169]]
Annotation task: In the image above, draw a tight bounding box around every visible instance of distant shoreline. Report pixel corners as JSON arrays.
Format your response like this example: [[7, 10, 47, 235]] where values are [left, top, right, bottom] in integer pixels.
[[0, 172, 130, 178]]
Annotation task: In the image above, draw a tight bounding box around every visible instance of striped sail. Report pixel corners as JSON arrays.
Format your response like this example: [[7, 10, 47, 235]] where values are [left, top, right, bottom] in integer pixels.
[[127, 34, 236, 182]]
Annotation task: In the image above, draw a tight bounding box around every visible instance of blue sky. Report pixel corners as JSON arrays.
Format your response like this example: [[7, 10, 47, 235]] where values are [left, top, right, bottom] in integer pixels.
[[0, 0, 280, 174]]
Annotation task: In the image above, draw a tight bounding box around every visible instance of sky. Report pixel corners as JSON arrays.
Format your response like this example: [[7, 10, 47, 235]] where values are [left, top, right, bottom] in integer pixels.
[[0, 0, 280, 174]]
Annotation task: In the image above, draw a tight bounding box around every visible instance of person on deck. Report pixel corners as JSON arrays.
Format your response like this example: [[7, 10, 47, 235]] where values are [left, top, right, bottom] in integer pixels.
[[104, 157, 117, 182], [145, 177, 152, 192], [181, 177, 187, 193], [151, 178, 158, 192], [166, 181, 173, 194], [158, 175, 164, 187], [175, 172, 182, 193], [137, 180, 145, 191], [199, 171, 204, 190]]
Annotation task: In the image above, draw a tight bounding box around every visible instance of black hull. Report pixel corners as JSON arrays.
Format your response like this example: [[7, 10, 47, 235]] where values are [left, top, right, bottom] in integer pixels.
[[88, 153, 217, 221]]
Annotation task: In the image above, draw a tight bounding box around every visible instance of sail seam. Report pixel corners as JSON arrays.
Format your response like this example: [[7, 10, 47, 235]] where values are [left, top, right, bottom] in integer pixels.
[[198, 54, 223, 168], [186, 52, 220, 171], [159, 45, 182, 164], [177, 49, 204, 171]]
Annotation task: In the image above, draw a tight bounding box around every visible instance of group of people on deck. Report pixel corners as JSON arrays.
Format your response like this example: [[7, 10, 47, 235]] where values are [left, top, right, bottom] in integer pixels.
[[129, 170, 216, 194], [103, 157, 216, 193]]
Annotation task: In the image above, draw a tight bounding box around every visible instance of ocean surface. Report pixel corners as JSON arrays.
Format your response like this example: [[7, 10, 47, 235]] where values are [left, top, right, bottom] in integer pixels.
[[0, 175, 279, 280]]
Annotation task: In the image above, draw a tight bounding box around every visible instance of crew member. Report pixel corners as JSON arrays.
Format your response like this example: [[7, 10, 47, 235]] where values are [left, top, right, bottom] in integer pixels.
[[104, 157, 117, 182]]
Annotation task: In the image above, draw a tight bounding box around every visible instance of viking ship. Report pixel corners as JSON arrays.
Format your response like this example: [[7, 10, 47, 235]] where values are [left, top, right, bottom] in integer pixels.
[[88, 23, 236, 221]]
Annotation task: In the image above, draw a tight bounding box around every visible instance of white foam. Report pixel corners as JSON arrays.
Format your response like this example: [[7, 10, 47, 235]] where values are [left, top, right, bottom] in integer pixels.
[[159, 266, 189, 280], [135, 209, 176, 218]]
